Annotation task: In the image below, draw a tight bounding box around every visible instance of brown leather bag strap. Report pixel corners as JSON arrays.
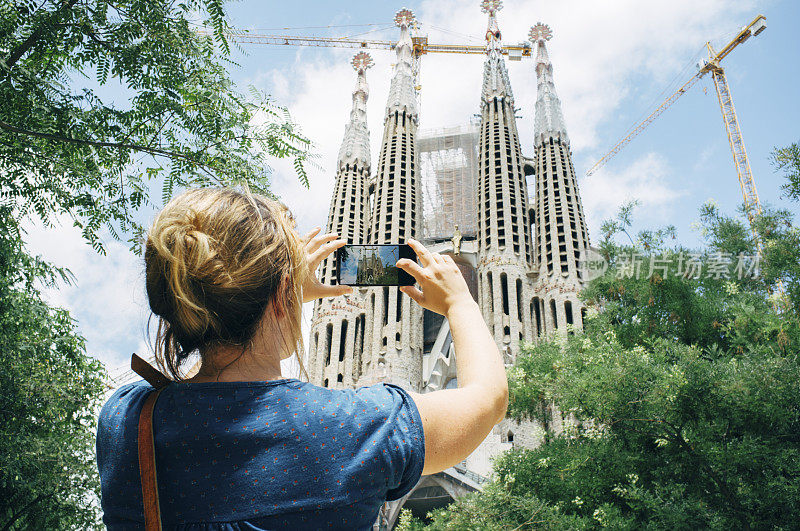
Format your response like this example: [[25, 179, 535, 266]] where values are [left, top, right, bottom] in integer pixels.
[[131, 354, 170, 531], [132, 353, 171, 390], [139, 388, 165, 530]]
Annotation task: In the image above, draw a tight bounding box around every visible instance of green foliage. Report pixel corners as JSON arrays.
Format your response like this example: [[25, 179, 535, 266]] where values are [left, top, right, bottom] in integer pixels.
[[699, 199, 800, 319], [772, 141, 800, 202], [752, 209, 800, 317], [415, 196, 800, 529], [493, 440, 641, 524], [404, 483, 594, 530], [0, 208, 107, 529], [582, 198, 799, 353], [505, 331, 800, 529], [0, 0, 312, 252]]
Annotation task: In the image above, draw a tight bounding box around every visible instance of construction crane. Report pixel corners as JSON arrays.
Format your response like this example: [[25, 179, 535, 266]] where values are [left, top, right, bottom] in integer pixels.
[[586, 15, 767, 229], [205, 29, 534, 61], [197, 10, 532, 97], [584, 15, 789, 311], [196, 4, 534, 97]]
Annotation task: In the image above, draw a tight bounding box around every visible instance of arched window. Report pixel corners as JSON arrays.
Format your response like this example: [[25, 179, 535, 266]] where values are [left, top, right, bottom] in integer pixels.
[[487, 272, 494, 313], [338, 320, 348, 363], [532, 297, 542, 337], [324, 324, 333, 366], [500, 273, 509, 316], [382, 287, 389, 325], [396, 287, 402, 321]]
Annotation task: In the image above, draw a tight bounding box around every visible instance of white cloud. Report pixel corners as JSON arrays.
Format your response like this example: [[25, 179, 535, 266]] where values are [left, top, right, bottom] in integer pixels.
[[23, 218, 150, 372], [580, 152, 685, 232]]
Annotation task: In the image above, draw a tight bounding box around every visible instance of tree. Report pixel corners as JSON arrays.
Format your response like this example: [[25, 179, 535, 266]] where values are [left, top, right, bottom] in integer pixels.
[[414, 194, 800, 529], [0, 207, 107, 530], [0, 0, 312, 251]]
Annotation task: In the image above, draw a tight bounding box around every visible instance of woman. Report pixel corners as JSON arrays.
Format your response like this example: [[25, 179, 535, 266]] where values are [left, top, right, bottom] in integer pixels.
[[96, 187, 507, 529]]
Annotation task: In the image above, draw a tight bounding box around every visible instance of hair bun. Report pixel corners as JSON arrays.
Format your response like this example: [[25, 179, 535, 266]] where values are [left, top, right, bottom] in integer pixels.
[[144, 188, 308, 380]]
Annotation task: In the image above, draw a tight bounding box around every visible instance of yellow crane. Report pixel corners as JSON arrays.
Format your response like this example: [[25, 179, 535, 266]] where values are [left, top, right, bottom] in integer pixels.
[[586, 15, 767, 229], [197, 9, 533, 93], [204, 29, 534, 60], [197, 11, 532, 97], [585, 15, 789, 311]]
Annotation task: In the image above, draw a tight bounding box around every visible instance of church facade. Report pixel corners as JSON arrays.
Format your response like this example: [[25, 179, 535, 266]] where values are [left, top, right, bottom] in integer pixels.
[[307, 3, 590, 527]]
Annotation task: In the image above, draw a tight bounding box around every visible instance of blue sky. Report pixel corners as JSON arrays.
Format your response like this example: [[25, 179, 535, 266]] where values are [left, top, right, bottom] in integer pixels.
[[24, 0, 800, 376]]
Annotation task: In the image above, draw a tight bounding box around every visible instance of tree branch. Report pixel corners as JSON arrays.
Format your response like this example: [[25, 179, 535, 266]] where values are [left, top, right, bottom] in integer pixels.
[[4, 0, 80, 69], [0, 120, 210, 167]]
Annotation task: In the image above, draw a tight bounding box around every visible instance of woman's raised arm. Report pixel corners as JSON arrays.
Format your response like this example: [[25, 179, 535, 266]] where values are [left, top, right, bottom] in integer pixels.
[[397, 239, 508, 476]]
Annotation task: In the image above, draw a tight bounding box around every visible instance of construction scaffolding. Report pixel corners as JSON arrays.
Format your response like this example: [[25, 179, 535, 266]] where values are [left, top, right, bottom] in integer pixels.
[[418, 124, 479, 241]]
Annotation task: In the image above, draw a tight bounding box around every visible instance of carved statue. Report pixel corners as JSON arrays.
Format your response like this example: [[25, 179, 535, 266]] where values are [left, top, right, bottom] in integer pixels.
[[452, 224, 462, 256]]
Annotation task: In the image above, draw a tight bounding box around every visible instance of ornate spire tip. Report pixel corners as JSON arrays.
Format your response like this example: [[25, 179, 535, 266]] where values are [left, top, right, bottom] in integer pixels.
[[351, 52, 374, 72], [529, 22, 553, 42], [480, 0, 503, 14], [394, 8, 414, 28]]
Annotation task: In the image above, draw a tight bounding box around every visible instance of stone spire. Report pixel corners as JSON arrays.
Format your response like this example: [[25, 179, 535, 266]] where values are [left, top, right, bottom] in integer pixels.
[[337, 52, 373, 169], [476, 0, 535, 358], [530, 23, 569, 146], [385, 8, 418, 119], [363, 8, 423, 391], [307, 53, 373, 389], [480, 0, 513, 104], [528, 23, 590, 336]]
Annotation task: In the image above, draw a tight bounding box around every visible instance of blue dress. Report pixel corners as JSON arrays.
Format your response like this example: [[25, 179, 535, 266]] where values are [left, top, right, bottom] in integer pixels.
[[96, 379, 425, 530]]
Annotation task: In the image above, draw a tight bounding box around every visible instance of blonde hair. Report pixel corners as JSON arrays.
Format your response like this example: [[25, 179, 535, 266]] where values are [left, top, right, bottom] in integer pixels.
[[144, 187, 308, 381]]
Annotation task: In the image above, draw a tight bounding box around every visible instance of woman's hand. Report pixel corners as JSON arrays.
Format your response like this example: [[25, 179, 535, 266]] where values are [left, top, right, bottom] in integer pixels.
[[396, 238, 475, 317], [301, 228, 353, 303]]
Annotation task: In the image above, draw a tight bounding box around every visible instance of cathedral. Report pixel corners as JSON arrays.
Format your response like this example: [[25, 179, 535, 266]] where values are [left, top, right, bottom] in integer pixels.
[[307, 2, 590, 526]]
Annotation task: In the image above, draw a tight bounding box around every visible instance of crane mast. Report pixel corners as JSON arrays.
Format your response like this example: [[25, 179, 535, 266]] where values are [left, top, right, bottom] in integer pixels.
[[704, 42, 761, 225]]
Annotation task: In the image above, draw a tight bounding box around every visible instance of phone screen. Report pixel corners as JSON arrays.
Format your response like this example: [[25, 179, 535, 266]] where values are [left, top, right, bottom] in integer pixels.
[[336, 244, 416, 286]]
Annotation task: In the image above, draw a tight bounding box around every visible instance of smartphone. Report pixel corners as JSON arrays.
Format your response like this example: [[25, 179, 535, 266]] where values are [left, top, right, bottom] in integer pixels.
[[336, 244, 416, 286]]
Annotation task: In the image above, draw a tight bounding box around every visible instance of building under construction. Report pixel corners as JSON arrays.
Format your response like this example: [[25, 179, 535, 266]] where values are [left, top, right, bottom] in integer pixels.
[[419, 124, 480, 241]]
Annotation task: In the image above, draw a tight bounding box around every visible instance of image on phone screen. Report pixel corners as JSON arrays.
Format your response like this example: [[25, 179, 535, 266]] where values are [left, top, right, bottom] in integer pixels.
[[336, 244, 415, 286]]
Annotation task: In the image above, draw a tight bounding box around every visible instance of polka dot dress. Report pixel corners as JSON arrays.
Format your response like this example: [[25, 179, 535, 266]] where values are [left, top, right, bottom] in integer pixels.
[[96, 379, 424, 530]]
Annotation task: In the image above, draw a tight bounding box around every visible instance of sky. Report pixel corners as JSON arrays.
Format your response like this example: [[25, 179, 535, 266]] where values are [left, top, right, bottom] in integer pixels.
[[23, 0, 800, 379]]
